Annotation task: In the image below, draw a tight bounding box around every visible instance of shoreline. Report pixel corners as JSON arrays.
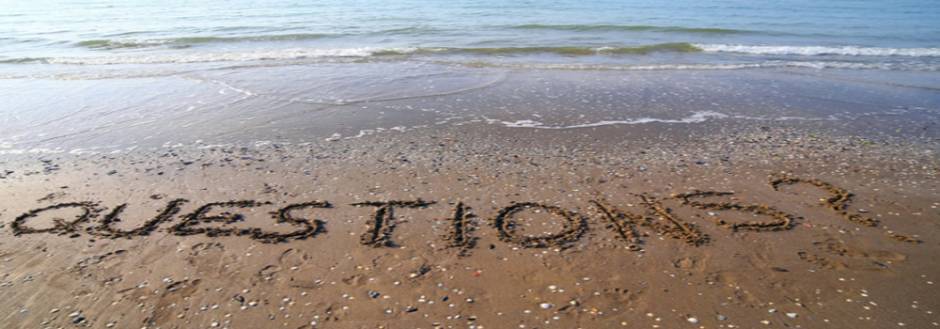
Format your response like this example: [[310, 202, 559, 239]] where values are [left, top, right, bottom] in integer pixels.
[[3, 2, 940, 328], [2, 65, 939, 155]]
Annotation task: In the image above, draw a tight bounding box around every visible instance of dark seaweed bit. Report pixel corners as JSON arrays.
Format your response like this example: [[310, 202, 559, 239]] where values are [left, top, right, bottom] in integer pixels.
[[352, 199, 435, 247], [590, 199, 644, 251], [492, 202, 587, 249], [171, 200, 272, 237], [253, 201, 332, 243], [90, 199, 189, 238], [442, 202, 478, 256], [769, 174, 877, 227], [671, 191, 796, 232], [12, 202, 102, 236], [638, 194, 709, 246]]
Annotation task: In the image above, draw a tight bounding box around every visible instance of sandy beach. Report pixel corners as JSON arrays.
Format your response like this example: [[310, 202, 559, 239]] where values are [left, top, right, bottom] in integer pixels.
[[3, 1, 940, 328], [1, 119, 938, 328]]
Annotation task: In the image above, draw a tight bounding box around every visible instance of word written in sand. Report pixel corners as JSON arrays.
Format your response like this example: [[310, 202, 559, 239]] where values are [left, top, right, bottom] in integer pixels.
[[7, 175, 921, 251]]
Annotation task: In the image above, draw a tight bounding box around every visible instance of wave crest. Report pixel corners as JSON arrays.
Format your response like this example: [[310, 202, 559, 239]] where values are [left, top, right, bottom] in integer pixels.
[[695, 44, 940, 57], [376, 43, 702, 56], [75, 33, 336, 49], [511, 24, 749, 34]]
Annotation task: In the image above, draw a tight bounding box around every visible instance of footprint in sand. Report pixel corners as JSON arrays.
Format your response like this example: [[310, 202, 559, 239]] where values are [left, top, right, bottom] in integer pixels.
[[71, 249, 128, 281], [143, 279, 202, 327], [801, 234, 906, 271], [186, 242, 235, 276]]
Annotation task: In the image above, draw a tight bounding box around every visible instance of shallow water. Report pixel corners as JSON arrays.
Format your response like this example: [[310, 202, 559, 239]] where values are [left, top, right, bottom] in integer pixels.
[[1, 1, 939, 154], [1, 64, 938, 154], [2, 0, 939, 70]]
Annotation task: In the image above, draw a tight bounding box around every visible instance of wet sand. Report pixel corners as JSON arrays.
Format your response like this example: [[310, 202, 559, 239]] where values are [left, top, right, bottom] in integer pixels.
[[3, 66, 939, 153], [1, 119, 938, 328]]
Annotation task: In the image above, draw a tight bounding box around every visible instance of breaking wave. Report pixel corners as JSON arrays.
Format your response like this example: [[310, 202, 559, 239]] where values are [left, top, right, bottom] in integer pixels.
[[695, 44, 940, 57], [75, 33, 337, 49], [510, 24, 751, 34], [1, 43, 937, 72]]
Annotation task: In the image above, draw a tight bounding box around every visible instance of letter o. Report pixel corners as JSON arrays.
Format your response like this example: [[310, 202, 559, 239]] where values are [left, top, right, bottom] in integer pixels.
[[12, 202, 99, 236], [493, 202, 587, 248]]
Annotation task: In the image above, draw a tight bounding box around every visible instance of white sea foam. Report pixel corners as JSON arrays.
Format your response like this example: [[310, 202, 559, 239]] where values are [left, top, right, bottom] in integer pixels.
[[19, 47, 419, 65], [3, 44, 939, 71], [489, 111, 862, 129], [442, 61, 940, 72], [496, 111, 730, 129], [695, 44, 940, 57]]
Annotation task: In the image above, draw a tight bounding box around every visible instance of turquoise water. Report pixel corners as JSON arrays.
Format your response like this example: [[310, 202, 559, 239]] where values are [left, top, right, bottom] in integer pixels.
[[1, 1, 940, 153], [2, 0, 940, 70]]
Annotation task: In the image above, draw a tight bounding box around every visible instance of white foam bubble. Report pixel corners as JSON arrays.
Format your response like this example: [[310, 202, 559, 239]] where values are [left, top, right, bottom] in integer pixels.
[[695, 44, 940, 57], [442, 61, 940, 72], [495, 111, 729, 129], [501, 119, 545, 128], [32, 47, 419, 65]]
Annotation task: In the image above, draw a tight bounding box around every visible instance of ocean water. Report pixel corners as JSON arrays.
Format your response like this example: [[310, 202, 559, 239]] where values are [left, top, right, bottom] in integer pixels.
[[2, 0, 940, 71], [1, 0, 940, 154]]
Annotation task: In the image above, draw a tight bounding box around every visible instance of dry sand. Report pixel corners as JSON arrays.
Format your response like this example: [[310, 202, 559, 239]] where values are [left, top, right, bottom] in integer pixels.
[[1, 123, 938, 329]]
